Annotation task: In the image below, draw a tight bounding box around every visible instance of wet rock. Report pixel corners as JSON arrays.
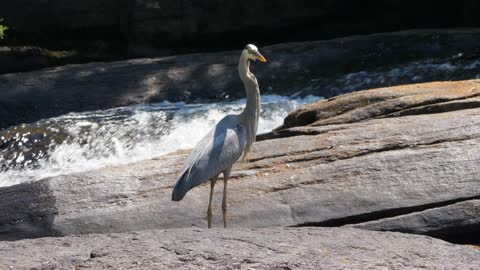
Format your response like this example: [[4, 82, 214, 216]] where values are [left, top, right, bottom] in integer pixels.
[[278, 80, 480, 129], [0, 124, 69, 171], [1, 80, 480, 245], [3, 29, 480, 129], [0, 227, 478, 269]]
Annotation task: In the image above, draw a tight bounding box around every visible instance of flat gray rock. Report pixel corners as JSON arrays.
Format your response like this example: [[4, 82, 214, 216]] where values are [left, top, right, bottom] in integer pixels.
[[0, 227, 478, 270]]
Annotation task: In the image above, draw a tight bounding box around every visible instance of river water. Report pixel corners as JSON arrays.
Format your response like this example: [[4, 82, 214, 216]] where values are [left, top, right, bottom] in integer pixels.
[[1, 54, 480, 187], [0, 95, 321, 186]]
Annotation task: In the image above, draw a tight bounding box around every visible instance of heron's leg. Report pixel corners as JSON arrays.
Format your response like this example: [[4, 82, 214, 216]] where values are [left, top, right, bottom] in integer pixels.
[[207, 177, 217, 228], [222, 166, 232, 228]]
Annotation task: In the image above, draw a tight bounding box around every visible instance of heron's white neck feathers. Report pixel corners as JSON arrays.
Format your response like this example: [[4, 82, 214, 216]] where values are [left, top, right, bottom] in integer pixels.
[[238, 50, 252, 82], [238, 49, 260, 160]]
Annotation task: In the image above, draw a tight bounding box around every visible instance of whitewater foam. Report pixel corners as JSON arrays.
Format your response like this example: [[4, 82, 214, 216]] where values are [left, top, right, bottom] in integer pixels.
[[0, 95, 321, 186]]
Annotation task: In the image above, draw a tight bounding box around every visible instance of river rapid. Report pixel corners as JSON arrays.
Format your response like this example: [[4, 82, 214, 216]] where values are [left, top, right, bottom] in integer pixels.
[[2, 53, 480, 187], [0, 95, 321, 186]]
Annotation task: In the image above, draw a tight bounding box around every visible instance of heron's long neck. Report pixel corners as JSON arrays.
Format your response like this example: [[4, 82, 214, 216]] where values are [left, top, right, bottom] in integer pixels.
[[238, 52, 260, 159]]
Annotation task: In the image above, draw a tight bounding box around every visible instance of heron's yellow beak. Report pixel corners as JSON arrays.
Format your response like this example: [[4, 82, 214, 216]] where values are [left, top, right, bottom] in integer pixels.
[[257, 53, 267, 63]]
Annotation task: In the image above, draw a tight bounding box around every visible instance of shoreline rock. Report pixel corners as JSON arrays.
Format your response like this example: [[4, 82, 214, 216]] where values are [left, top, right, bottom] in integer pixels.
[[1, 80, 480, 245], [0, 46, 128, 74]]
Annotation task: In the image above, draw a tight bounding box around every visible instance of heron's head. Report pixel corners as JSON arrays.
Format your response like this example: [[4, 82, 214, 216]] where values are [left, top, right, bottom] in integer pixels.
[[244, 44, 267, 63]]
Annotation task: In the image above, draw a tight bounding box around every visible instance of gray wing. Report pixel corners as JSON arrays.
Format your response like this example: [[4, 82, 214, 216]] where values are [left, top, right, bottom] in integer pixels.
[[172, 115, 246, 201]]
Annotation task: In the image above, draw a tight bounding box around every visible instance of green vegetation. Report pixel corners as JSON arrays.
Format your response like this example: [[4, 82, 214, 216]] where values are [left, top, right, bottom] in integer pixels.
[[0, 18, 8, 39]]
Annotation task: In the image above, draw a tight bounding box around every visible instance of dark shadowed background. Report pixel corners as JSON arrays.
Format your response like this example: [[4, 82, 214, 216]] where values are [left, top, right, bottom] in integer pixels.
[[2, 0, 480, 54]]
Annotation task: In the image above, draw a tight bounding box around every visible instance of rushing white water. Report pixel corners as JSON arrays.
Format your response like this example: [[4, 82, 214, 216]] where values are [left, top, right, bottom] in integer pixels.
[[0, 95, 322, 186]]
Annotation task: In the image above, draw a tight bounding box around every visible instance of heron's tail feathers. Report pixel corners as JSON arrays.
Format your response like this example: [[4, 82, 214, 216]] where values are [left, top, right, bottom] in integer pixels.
[[172, 170, 190, 201]]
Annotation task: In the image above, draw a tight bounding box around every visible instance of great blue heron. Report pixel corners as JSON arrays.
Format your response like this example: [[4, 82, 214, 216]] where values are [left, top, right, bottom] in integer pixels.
[[172, 44, 267, 228]]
